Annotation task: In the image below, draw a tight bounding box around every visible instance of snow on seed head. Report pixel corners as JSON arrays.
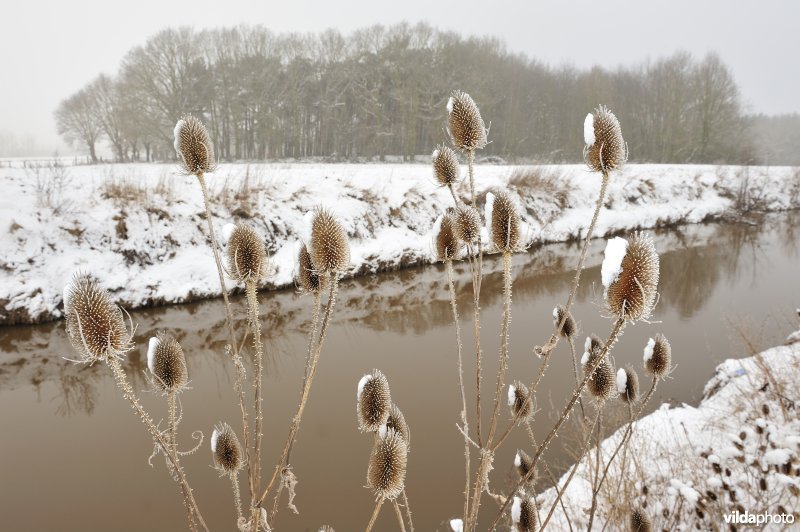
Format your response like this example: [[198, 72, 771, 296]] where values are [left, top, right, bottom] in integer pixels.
[[306, 207, 350, 275], [225, 223, 268, 283], [296, 241, 327, 294], [618, 366, 639, 403], [514, 449, 534, 480], [452, 205, 481, 244], [357, 370, 392, 433], [174, 115, 216, 176], [385, 403, 410, 448], [553, 305, 576, 338], [367, 426, 408, 500], [211, 422, 242, 474], [508, 381, 533, 422], [147, 333, 188, 393], [511, 495, 537, 531], [432, 145, 461, 187], [584, 347, 615, 401], [486, 190, 521, 253], [449, 519, 464, 532], [447, 90, 487, 151], [605, 233, 659, 322], [644, 333, 671, 378], [583, 105, 626, 174]]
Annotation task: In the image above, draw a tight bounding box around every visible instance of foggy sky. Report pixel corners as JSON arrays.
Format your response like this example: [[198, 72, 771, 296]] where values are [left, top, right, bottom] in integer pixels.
[[2, 0, 798, 154]]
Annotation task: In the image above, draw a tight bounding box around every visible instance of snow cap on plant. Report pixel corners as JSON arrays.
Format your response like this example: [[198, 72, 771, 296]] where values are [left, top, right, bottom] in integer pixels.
[[224, 223, 267, 283], [357, 370, 392, 433], [385, 403, 410, 448], [297, 242, 328, 294], [449, 519, 464, 532], [553, 305, 577, 338], [584, 334, 604, 358], [485, 190, 522, 253], [304, 207, 350, 275], [603, 233, 659, 322], [511, 495, 537, 532], [63, 273, 133, 363], [173, 115, 215, 175], [211, 422, 243, 474], [147, 333, 188, 393], [432, 145, 461, 187], [583, 346, 615, 401], [630, 507, 653, 532], [617, 365, 639, 403], [367, 425, 408, 500], [514, 449, 534, 480], [644, 333, 671, 378], [583, 105, 627, 174], [452, 205, 481, 244], [447, 90, 488, 151], [433, 213, 460, 262], [508, 381, 533, 422]]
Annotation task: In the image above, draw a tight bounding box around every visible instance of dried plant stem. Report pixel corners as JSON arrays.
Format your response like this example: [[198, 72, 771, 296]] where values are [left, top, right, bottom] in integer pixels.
[[467, 242, 484, 448], [537, 172, 609, 358], [393, 500, 408, 532], [107, 357, 207, 531], [260, 278, 339, 512], [365, 496, 385, 532], [489, 317, 626, 529], [466, 149, 476, 206], [568, 338, 587, 422], [401, 489, 414, 532], [168, 391, 196, 531], [487, 252, 513, 444], [448, 183, 460, 206], [231, 473, 243, 521], [245, 280, 266, 532], [587, 407, 604, 531]]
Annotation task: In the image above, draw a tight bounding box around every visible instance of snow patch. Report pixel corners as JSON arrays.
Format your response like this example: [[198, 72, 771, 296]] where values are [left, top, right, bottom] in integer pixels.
[[616, 368, 627, 394], [643, 338, 655, 362], [211, 427, 219, 452], [357, 374, 370, 401], [449, 519, 463, 532], [378, 423, 388, 439], [222, 223, 236, 245], [584, 336, 592, 353], [302, 210, 315, 253], [552, 306, 559, 320], [601, 237, 628, 289], [507, 384, 516, 406], [584, 113, 596, 146], [581, 351, 590, 365], [484, 192, 495, 233], [173, 119, 184, 159], [147, 337, 160, 374], [511, 496, 522, 524], [764, 449, 792, 466], [514, 451, 521, 467], [446, 97, 454, 113], [432, 148, 440, 160]]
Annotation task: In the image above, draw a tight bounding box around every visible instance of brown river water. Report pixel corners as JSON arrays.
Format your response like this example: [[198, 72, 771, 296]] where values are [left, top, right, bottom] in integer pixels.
[[1, 212, 799, 531]]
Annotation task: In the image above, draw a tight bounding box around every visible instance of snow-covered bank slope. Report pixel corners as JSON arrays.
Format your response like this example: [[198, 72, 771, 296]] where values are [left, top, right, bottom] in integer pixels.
[[538, 329, 800, 530], [1, 163, 798, 324]]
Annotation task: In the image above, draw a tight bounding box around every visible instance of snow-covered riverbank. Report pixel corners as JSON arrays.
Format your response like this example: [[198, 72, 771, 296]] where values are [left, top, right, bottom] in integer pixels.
[[1, 162, 798, 324]]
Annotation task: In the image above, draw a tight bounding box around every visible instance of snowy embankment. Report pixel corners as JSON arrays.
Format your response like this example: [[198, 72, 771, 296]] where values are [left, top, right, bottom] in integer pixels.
[[538, 327, 800, 530], [1, 162, 798, 325]]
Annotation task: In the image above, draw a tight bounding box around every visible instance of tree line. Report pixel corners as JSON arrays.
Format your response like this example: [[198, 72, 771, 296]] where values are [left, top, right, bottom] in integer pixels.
[[55, 23, 760, 164]]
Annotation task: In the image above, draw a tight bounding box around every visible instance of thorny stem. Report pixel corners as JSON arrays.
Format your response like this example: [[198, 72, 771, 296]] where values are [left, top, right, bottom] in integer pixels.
[[169, 391, 197, 532], [107, 357, 208, 531], [587, 406, 604, 531], [489, 317, 626, 530], [537, 172, 609, 359], [260, 277, 339, 514], [365, 496, 385, 532], [401, 489, 415, 532], [393, 500, 408, 532], [446, 259, 471, 525], [245, 280, 266, 532], [231, 473, 243, 521], [568, 337, 587, 422]]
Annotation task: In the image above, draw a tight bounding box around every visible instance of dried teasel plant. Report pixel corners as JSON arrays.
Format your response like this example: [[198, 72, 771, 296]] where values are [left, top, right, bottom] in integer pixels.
[[511, 495, 538, 532], [147, 333, 189, 394], [484, 190, 522, 254], [507, 381, 533, 423], [434, 213, 461, 262], [617, 366, 640, 404], [553, 305, 577, 339], [365, 426, 409, 531], [433, 144, 462, 202], [582, 344, 616, 401], [297, 242, 327, 295], [212, 422, 246, 522], [603, 234, 660, 322], [451, 205, 481, 244], [447, 90, 487, 205], [304, 207, 350, 276], [583, 105, 627, 175], [357, 370, 393, 433], [514, 449, 534, 481], [386, 404, 410, 448], [174, 115, 216, 176], [644, 333, 672, 378], [629, 506, 653, 532], [223, 223, 268, 283]]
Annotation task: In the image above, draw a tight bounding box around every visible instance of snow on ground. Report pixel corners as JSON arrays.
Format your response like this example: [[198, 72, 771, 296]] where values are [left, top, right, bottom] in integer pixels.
[[1, 162, 798, 324], [536, 328, 800, 530]]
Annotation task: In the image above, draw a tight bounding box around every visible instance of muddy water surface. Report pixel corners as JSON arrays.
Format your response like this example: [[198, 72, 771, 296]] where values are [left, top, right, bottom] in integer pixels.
[[1, 212, 799, 531]]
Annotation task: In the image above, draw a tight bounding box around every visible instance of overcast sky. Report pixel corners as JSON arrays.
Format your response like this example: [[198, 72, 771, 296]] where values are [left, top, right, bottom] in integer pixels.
[[2, 0, 798, 154]]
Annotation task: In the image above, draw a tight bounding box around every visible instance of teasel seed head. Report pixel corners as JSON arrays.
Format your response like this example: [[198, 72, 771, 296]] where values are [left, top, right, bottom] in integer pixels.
[[147, 333, 188, 393], [211, 422, 243, 474], [511, 495, 538, 532], [304, 207, 350, 276], [223, 223, 267, 283], [386, 403, 410, 448], [617, 366, 639, 403], [367, 425, 408, 500], [433, 213, 460, 262], [630, 507, 653, 532], [585, 334, 604, 357], [583, 105, 627, 174], [173, 115, 215, 175], [507, 381, 533, 422], [432, 145, 461, 187], [644, 333, 672, 378], [582, 347, 615, 401], [604, 233, 660, 322], [63, 273, 133, 363], [447, 90, 488, 152], [451, 205, 481, 244], [485, 190, 522, 253], [514, 449, 535, 480], [296, 242, 328, 294], [357, 370, 392, 433], [553, 305, 577, 338]]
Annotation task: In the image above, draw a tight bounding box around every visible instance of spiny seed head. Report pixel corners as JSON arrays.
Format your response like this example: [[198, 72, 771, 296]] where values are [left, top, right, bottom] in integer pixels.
[[147, 333, 188, 393], [507, 381, 533, 422], [224, 223, 267, 283], [583, 348, 615, 401], [585, 334, 604, 356], [297, 242, 328, 294], [174, 115, 215, 175], [447, 90, 488, 151], [432, 145, 461, 187], [211, 422, 242, 474], [605, 233, 660, 322], [357, 370, 392, 433], [434, 214, 460, 262], [386, 403, 410, 449], [485, 190, 522, 253], [367, 425, 408, 500], [553, 305, 577, 338], [617, 366, 639, 403], [630, 507, 653, 532], [514, 449, 534, 480], [64, 273, 132, 363], [583, 105, 627, 174], [644, 333, 672, 378], [452, 205, 481, 244], [511, 495, 537, 532], [305, 207, 350, 275]]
